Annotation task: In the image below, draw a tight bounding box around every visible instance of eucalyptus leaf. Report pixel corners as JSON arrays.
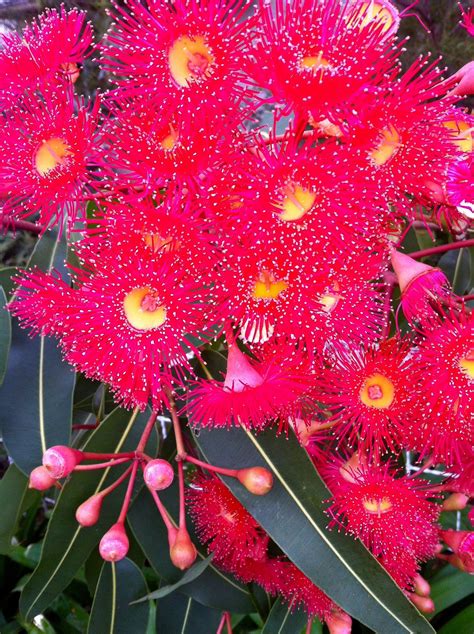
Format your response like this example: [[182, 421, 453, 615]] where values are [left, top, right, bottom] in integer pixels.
[[0, 287, 11, 386], [88, 559, 150, 634], [155, 593, 222, 633], [261, 598, 308, 634], [0, 464, 30, 554]]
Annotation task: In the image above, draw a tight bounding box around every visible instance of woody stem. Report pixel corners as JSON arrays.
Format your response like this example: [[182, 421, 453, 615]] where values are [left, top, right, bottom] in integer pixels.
[[409, 239, 474, 260]]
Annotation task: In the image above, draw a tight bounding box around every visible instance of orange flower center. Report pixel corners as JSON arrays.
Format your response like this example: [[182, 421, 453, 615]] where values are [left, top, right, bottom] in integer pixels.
[[123, 287, 167, 330], [459, 350, 474, 380], [443, 120, 473, 154], [253, 270, 288, 300], [362, 495, 393, 515], [300, 51, 332, 73], [318, 281, 342, 313], [143, 233, 177, 253], [275, 183, 317, 222], [360, 373, 395, 409], [35, 137, 71, 176], [370, 125, 401, 166], [168, 35, 214, 87]]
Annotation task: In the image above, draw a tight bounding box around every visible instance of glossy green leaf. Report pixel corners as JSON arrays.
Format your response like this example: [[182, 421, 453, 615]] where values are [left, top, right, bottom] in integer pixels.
[[0, 232, 74, 474], [430, 566, 474, 617], [261, 598, 307, 634], [0, 287, 11, 386], [155, 593, 222, 633], [134, 555, 213, 603], [438, 604, 474, 634], [0, 465, 30, 554], [195, 426, 435, 634], [20, 407, 157, 620], [128, 485, 254, 614], [88, 559, 150, 634]]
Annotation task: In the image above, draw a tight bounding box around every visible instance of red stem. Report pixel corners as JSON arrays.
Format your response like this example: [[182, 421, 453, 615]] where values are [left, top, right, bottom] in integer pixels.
[[1, 215, 42, 235], [74, 457, 131, 471], [462, 294, 474, 302], [72, 423, 99, 431], [225, 612, 233, 634], [136, 410, 159, 453], [148, 486, 175, 533], [409, 239, 474, 260], [165, 388, 187, 460], [178, 460, 186, 529], [216, 614, 226, 634], [306, 620, 313, 634], [117, 460, 139, 524], [82, 451, 135, 461], [99, 464, 134, 498], [185, 455, 238, 478]]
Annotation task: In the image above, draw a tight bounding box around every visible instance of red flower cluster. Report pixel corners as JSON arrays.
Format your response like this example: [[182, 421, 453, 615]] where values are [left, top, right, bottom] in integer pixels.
[[2, 0, 473, 622]]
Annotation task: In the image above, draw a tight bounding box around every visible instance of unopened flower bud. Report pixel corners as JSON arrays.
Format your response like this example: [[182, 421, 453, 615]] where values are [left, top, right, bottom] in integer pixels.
[[413, 574, 431, 598], [99, 523, 129, 562], [29, 466, 57, 491], [326, 609, 352, 634], [442, 493, 469, 512], [42, 446, 84, 479], [410, 593, 435, 613], [76, 494, 104, 527], [237, 467, 273, 495], [169, 527, 197, 570], [144, 459, 174, 491]]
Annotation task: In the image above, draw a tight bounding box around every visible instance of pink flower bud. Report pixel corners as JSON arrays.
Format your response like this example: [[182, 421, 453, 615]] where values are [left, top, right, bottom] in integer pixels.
[[169, 528, 197, 570], [410, 593, 435, 614], [440, 530, 474, 573], [99, 523, 129, 562], [237, 467, 273, 495], [326, 610, 352, 634], [413, 574, 431, 598], [76, 494, 104, 527], [442, 493, 469, 512], [42, 446, 84, 479], [143, 459, 174, 490], [29, 466, 57, 491]]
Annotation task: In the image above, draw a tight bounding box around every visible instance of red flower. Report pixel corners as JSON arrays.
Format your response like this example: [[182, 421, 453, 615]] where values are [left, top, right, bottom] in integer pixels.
[[460, 5, 474, 37], [327, 463, 439, 574], [404, 310, 474, 464], [447, 154, 474, 220], [251, 0, 398, 122], [102, 0, 255, 108], [0, 88, 101, 232], [10, 246, 210, 409], [187, 339, 313, 429], [318, 338, 413, 454], [0, 7, 92, 105]]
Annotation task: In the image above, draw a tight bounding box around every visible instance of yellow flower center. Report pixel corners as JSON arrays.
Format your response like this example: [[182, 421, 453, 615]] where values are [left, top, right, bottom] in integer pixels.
[[300, 51, 332, 73], [123, 287, 167, 330], [318, 281, 342, 313], [360, 373, 395, 409], [459, 350, 474, 380], [362, 496, 393, 515], [253, 271, 288, 300], [35, 137, 71, 176], [443, 120, 473, 154], [370, 125, 401, 166], [348, 2, 397, 34], [275, 183, 317, 222], [168, 35, 214, 87]]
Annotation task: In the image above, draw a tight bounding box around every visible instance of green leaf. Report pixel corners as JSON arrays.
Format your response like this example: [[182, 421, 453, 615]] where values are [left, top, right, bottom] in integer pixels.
[[88, 559, 150, 634], [261, 598, 307, 634], [430, 566, 474, 616], [0, 464, 30, 554], [0, 287, 11, 386], [195, 427, 435, 634], [133, 554, 213, 603], [20, 407, 157, 620], [128, 485, 254, 614], [0, 232, 74, 474], [438, 604, 474, 634], [155, 593, 222, 633]]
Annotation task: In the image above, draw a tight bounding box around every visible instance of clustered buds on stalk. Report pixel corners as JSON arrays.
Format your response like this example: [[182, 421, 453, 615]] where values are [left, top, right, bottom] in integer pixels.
[[29, 416, 274, 570]]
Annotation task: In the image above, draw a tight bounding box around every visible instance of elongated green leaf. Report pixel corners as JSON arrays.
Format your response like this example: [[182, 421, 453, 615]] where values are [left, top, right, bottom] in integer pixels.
[[0, 232, 74, 474], [0, 287, 11, 387], [262, 598, 308, 634], [155, 593, 222, 633], [195, 427, 435, 634], [134, 555, 213, 603], [430, 566, 474, 617], [0, 465, 30, 554], [88, 559, 149, 634], [20, 406, 157, 620], [128, 485, 254, 613], [438, 604, 474, 634]]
